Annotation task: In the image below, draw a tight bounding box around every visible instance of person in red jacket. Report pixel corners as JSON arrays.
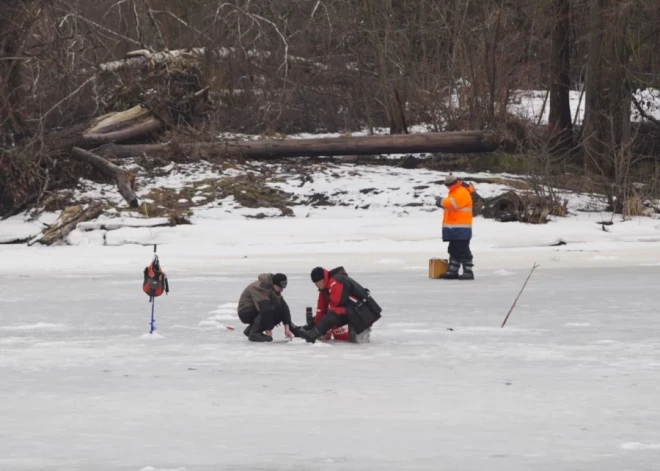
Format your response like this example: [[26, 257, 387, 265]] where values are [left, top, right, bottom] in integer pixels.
[[312, 267, 351, 341], [296, 266, 382, 343]]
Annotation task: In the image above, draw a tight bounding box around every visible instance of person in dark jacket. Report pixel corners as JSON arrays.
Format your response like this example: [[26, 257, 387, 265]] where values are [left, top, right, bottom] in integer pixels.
[[296, 266, 382, 343], [237, 273, 293, 342]]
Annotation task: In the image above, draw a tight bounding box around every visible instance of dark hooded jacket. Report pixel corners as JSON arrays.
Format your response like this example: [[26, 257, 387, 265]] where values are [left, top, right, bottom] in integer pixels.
[[238, 273, 291, 330]]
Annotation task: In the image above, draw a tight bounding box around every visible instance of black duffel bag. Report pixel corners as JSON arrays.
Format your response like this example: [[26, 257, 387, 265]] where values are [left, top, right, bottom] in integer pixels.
[[347, 290, 382, 334]]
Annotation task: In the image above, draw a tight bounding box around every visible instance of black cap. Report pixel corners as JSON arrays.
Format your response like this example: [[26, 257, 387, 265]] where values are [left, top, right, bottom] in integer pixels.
[[310, 267, 325, 283], [272, 273, 287, 289]]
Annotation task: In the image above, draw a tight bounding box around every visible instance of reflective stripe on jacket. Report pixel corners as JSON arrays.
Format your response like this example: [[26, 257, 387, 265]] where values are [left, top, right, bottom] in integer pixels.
[[441, 181, 473, 241]]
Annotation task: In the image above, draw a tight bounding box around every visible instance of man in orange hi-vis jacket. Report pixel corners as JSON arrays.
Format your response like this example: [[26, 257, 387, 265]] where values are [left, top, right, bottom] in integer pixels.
[[434, 174, 475, 280]]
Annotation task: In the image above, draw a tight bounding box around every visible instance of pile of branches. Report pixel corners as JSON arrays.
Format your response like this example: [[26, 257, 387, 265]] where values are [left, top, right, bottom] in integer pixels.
[[478, 190, 568, 224]]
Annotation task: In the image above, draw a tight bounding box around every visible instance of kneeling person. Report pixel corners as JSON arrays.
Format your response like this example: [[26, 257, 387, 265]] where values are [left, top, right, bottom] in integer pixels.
[[237, 273, 293, 342], [297, 266, 382, 343]]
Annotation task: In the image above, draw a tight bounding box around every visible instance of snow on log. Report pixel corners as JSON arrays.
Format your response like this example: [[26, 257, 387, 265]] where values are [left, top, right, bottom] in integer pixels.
[[77, 218, 171, 232], [29, 203, 105, 246], [101, 130, 500, 160], [70, 147, 139, 208], [94, 48, 326, 74]]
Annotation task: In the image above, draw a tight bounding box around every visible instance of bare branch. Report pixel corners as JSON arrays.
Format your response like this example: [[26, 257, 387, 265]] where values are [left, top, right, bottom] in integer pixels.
[[143, 0, 167, 50], [59, 13, 144, 48], [150, 9, 212, 42], [40, 76, 96, 127]]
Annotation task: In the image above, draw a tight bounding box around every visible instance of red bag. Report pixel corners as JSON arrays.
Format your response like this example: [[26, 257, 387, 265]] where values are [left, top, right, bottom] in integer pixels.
[[143, 255, 169, 300]]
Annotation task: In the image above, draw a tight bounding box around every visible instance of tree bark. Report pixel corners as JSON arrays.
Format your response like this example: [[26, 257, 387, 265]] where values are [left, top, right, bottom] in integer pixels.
[[549, 0, 573, 151], [583, 0, 632, 178], [71, 147, 139, 208], [99, 130, 500, 160], [0, 10, 29, 143]]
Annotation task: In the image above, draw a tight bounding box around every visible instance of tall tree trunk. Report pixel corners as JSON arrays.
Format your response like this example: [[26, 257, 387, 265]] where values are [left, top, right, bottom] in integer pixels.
[[583, 0, 631, 179], [363, 0, 408, 135], [548, 0, 573, 151], [0, 13, 29, 144]]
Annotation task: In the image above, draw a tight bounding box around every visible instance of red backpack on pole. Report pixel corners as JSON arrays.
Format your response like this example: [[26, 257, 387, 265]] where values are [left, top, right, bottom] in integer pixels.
[[143, 245, 169, 334]]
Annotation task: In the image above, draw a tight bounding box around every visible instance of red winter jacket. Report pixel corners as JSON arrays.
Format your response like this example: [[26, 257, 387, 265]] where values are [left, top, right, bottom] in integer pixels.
[[315, 267, 348, 324]]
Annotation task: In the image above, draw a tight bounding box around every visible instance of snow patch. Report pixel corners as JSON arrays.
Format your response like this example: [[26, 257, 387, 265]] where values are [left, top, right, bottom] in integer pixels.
[[0, 337, 34, 344], [140, 332, 166, 339], [205, 313, 237, 321], [621, 442, 660, 450], [0, 323, 66, 331], [494, 269, 516, 276]]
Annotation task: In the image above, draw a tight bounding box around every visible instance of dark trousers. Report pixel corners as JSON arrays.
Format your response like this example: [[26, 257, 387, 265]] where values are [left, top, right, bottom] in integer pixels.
[[448, 240, 472, 261], [316, 311, 348, 335], [238, 307, 284, 328], [238, 299, 291, 330]]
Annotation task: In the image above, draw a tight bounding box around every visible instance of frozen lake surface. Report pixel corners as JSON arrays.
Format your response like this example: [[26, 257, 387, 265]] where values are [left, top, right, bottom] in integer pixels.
[[1, 263, 658, 471]]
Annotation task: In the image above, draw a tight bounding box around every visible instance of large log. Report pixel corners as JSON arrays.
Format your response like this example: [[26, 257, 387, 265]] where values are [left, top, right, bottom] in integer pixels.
[[92, 48, 327, 74], [82, 105, 164, 146], [29, 203, 105, 246], [101, 131, 500, 159], [71, 147, 139, 207]]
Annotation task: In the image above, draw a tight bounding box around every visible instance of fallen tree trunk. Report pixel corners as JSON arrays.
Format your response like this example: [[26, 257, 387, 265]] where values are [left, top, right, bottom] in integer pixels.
[[77, 217, 171, 231], [82, 105, 164, 146], [92, 48, 328, 74], [101, 131, 500, 159], [29, 203, 105, 246], [71, 147, 139, 207]]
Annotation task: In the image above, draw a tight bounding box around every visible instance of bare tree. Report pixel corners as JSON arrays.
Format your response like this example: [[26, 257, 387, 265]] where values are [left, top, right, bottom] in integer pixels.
[[548, 0, 573, 150]]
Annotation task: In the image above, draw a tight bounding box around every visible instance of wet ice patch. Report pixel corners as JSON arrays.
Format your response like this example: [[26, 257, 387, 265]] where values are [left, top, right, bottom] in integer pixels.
[[621, 442, 660, 450], [0, 322, 66, 331]]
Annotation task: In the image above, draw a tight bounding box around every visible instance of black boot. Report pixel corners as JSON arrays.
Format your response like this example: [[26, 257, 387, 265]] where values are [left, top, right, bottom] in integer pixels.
[[243, 324, 252, 337], [299, 327, 324, 344], [248, 315, 273, 342], [440, 257, 460, 280], [289, 323, 305, 338], [459, 259, 475, 280]]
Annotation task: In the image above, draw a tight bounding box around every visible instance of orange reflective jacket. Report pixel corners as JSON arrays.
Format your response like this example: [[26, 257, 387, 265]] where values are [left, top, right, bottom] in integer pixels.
[[441, 181, 473, 241]]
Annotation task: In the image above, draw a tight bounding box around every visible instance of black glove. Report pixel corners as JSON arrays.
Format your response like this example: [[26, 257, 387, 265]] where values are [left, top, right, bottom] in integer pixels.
[[435, 195, 443, 207]]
